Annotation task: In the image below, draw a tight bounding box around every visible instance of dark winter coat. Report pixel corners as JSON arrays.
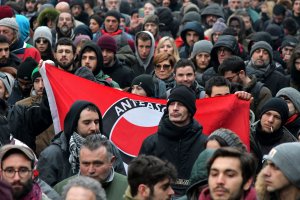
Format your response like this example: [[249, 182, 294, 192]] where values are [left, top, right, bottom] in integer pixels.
[[8, 94, 53, 149], [102, 57, 135, 89], [37, 101, 126, 186], [246, 62, 289, 96], [139, 115, 207, 196], [250, 121, 297, 171]]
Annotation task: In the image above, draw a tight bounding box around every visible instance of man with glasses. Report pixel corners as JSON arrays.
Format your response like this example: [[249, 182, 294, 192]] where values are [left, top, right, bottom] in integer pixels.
[[202, 35, 239, 85], [219, 55, 272, 118], [0, 144, 58, 199]]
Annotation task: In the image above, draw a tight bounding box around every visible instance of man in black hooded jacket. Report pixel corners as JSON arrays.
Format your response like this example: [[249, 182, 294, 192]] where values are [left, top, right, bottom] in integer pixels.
[[37, 100, 126, 186], [78, 41, 120, 88], [202, 35, 240, 85], [139, 85, 207, 198], [179, 21, 204, 59]]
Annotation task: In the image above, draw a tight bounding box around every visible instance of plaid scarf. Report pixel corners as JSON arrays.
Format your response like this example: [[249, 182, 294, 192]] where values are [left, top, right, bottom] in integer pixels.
[[69, 132, 86, 173]]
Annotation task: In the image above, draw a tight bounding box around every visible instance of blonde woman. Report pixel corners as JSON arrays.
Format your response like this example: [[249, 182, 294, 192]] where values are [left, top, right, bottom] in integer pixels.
[[155, 36, 180, 61]]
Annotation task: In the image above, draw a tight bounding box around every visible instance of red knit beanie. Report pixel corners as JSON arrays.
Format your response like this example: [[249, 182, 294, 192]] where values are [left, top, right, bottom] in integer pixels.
[[0, 6, 14, 20], [97, 35, 117, 54]]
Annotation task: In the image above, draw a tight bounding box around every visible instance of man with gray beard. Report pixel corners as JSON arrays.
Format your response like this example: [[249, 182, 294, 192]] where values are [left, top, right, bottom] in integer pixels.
[[246, 41, 289, 96], [52, 12, 76, 44]]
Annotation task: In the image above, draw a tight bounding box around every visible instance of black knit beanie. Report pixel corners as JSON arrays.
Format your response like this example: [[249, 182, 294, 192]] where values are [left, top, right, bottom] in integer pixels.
[[17, 57, 38, 81], [105, 10, 121, 23], [70, 0, 84, 10], [131, 74, 155, 97], [260, 98, 289, 125], [167, 85, 196, 117]]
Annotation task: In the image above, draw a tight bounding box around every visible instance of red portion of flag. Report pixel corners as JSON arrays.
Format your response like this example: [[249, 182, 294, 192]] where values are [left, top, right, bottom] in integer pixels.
[[41, 64, 250, 156], [111, 117, 158, 156]]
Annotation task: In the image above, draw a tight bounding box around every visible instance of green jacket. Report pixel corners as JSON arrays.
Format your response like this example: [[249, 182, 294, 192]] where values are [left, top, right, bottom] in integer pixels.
[[95, 70, 120, 88], [54, 172, 128, 200]]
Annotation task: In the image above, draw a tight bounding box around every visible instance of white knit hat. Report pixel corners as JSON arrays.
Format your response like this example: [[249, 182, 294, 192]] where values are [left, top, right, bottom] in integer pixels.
[[0, 17, 18, 32], [33, 26, 53, 47]]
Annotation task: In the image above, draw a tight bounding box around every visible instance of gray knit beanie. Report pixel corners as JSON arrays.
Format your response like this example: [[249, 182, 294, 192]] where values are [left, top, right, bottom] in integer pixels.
[[264, 142, 300, 188], [250, 41, 273, 61], [212, 18, 227, 34], [0, 17, 18, 32], [191, 40, 213, 58], [276, 87, 300, 112], [33, 26, 53, 47], [207, 128, 246, 152], [181, 11, 201, 24]]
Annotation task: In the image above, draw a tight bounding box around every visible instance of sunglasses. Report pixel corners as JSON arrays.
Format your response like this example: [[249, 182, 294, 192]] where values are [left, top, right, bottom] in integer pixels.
[[36, 38, 48, 44], [155, 64, 171, 70]]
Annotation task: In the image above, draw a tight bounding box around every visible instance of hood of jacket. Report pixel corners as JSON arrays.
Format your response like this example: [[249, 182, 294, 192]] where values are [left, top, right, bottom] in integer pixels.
[[227, 15, 246, 41], [201, 4, 224, 20], [16, 14, 30, 42], [247, 31, 273, 52], [37, 8, 60, 27], [180, 21, 204, 45], [134, 31, 155, 69], [211, 35, 239, 68], [186, 149, 216, 198], [78, 42, 103, 75], [63, 100, 103, 142], [74, 24, 93, 40]]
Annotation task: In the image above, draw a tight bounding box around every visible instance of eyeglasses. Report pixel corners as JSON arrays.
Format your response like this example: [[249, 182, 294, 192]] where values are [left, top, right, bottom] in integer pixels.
[[217, 47, 231, 54], [155, 64, 171, 70], [225, 72, 239, 82], [2, 167, 32, 178], [36, 38, 48, 44]]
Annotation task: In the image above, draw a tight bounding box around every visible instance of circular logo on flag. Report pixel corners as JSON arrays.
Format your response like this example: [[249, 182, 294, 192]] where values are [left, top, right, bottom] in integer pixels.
[[103, 98, 166, 163]]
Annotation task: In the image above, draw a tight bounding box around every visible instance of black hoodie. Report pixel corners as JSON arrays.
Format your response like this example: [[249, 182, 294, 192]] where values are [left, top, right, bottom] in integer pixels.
[[63, 100, 103, 143], [78, 42, 103, 76], [37, 101, 127, 186], [202, 35, 239, 84], [179, 21, 204, 59]]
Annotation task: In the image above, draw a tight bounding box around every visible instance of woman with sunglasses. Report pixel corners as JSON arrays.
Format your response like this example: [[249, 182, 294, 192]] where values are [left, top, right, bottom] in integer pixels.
[[153, 52, 176, 95], [33, 26, 54, 61]]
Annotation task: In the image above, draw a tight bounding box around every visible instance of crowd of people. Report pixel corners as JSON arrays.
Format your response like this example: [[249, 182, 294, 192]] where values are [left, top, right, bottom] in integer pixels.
[[0, 0, 299, 199]]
